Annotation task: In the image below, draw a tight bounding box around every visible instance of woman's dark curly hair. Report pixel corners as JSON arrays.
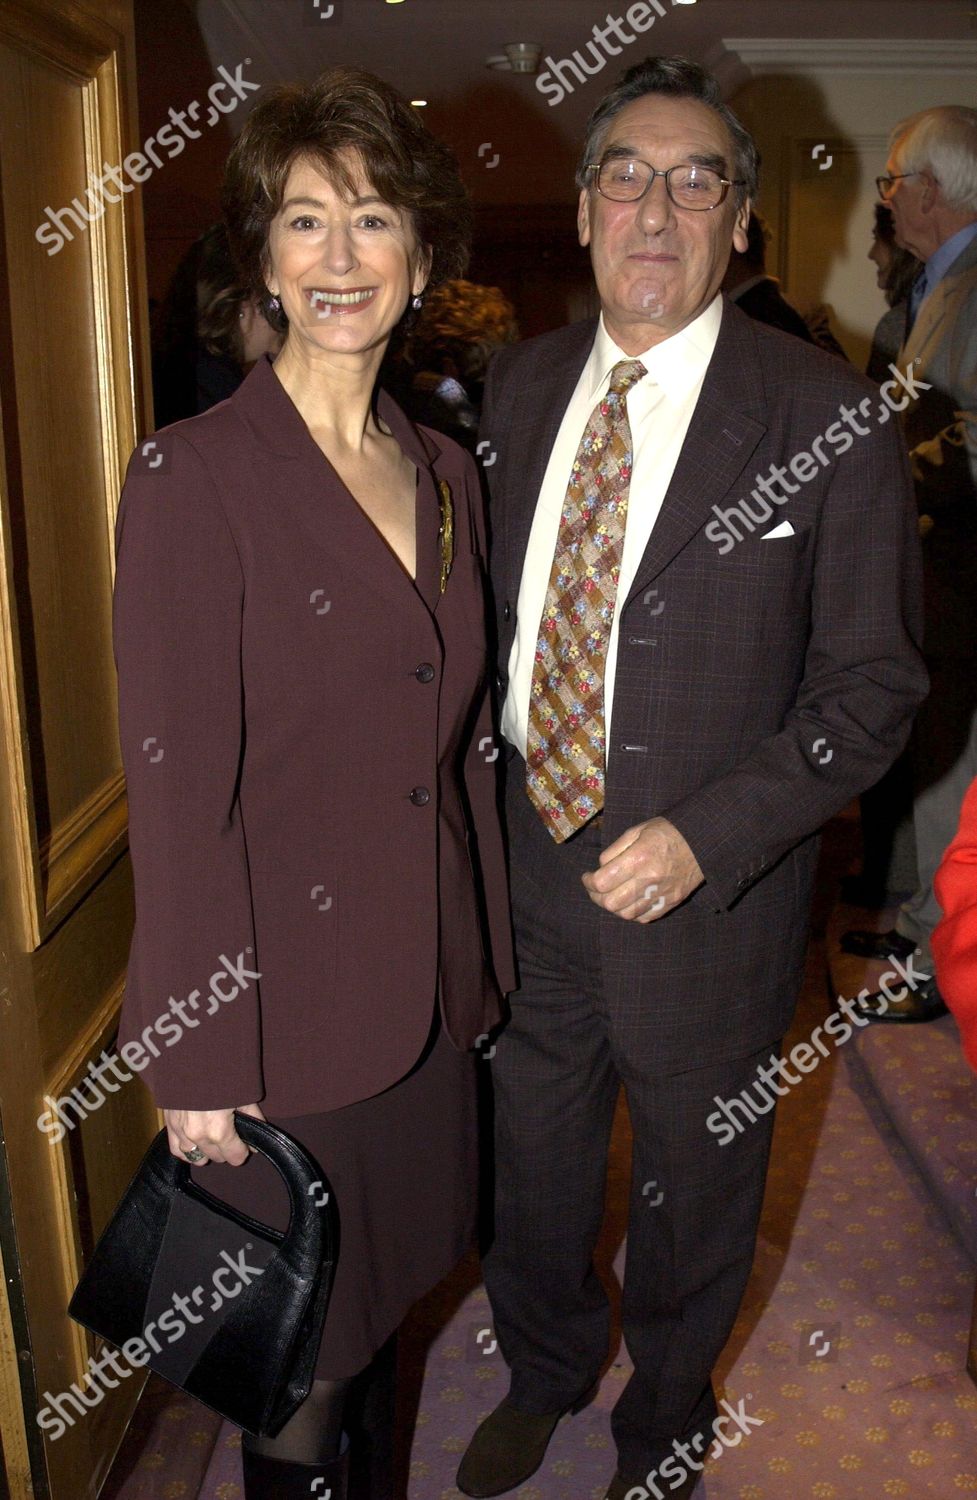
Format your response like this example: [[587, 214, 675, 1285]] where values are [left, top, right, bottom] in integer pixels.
[[872, 203, 921, 309], [222, 66, 473, 336]]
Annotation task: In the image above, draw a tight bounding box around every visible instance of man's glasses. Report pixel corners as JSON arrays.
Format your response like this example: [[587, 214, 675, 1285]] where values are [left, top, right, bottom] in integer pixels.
[[876, 172, 921, 199], [588, 157, 745, 211]]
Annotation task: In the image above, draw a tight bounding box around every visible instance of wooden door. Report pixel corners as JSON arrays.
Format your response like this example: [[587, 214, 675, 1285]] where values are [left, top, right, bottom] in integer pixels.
[[0, 1, 157, 1496]]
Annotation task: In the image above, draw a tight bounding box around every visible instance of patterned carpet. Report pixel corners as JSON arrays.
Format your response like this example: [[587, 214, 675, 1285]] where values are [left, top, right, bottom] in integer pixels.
[[103, 819, 977, 1499]]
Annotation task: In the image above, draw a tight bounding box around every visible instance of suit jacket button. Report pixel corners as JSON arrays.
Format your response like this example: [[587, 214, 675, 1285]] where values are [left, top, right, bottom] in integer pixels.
[[503, 602, 512, 621], [410, 786, 431, 806], [415, 663, 435, 683]]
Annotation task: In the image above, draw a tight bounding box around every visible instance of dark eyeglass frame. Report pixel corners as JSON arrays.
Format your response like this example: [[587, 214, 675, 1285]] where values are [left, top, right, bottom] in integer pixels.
[[876, 171, 922, 199], [587, 157, 746, 211]]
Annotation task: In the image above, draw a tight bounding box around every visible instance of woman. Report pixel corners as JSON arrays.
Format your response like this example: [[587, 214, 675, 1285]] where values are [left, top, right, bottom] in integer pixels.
[[151, 221, 283, 425], [391, 278, 519, 451], [839, 206, 923, 915], [866, 202, 920, 385], [113, 67, 516, 1500]]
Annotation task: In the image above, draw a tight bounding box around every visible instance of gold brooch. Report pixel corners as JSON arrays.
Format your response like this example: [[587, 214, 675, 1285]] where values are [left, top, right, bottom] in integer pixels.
[[438, 479, 454, 593]]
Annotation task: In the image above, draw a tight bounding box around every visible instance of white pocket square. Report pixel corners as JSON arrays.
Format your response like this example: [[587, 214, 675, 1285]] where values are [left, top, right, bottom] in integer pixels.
[[761, 520, 794, 539]]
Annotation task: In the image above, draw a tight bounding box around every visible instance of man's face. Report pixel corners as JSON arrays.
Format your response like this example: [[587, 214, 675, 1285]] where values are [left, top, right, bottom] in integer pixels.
[[578, 94, 750, 353], [883, 146, 930, 260]]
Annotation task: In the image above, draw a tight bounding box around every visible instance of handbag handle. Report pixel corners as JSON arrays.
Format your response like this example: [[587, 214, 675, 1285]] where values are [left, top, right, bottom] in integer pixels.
[[150, 1111, 335, 1269]]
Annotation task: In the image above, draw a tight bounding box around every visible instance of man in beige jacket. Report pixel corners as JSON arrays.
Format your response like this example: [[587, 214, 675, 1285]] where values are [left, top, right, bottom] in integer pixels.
[[847, 106, 977, 1019]]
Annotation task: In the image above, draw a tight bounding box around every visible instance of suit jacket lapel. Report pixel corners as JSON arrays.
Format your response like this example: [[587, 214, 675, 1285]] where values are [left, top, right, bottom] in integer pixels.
[[901, 282, 949, 369], [497, 321, 596, 610], [234, 356, 442, 614], [495, 301, 770, 648], [624, 303, 768, 609], [900, 233, 977, 369], [376, 389, 444, 614]]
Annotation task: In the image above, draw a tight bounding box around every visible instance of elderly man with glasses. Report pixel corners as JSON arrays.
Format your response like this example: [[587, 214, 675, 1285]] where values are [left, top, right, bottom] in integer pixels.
[[845, 107, 977, 1020], [457, 55, 928, 1500]]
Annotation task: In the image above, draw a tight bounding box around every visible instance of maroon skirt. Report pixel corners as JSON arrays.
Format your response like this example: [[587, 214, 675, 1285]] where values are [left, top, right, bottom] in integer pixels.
[[188, 1007, 477, 1377]]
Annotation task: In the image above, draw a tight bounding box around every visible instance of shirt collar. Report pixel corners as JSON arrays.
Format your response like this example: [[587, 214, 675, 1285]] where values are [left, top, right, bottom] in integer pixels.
[[924, 220, 977, 291], [587, 293, 723, 404]]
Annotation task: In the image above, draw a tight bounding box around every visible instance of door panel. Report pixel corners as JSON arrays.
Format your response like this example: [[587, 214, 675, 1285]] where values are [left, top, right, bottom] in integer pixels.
[[0, 2, 156, 1497]]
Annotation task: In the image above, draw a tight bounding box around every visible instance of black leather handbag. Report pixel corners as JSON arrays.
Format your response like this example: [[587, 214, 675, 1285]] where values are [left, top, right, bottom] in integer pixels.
[[68, 1112, 337, 1436]]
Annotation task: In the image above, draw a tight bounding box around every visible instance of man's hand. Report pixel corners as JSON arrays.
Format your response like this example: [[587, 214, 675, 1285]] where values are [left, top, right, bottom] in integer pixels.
[[582, 817, 704, 922], [164, 1103, 265, 1166]]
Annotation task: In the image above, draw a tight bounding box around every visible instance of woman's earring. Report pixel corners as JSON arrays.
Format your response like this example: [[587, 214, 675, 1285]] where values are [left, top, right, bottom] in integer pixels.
[[268, 295, 281, 311], [411, 294, 424, 311]]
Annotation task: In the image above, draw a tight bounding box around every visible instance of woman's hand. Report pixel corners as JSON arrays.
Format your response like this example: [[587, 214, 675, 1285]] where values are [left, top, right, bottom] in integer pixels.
[[164, 1102, 266, 1166]]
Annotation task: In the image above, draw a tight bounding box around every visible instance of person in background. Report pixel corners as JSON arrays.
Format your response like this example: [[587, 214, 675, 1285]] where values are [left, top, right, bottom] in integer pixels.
[[390, 279, 519, 453], [721, 209, 816, 343], [841, 206, 923, 910], [933, 774, 977, 1072], [802, 301, 849, 359], [115, 66, 515, 1500], [844, 105, 977, 1023], [866, 203, 921, 384], [152, 222, 283, 427]]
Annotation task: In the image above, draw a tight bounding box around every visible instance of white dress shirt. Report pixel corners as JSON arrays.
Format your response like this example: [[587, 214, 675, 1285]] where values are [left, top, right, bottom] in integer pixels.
[[502, 294, 723, 757]]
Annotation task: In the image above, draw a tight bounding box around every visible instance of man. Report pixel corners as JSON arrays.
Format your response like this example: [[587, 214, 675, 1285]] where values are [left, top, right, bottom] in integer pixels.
[[457, 56, 927, 1500], [721, 209, 817, 345], [843, 106, 977, 1022]]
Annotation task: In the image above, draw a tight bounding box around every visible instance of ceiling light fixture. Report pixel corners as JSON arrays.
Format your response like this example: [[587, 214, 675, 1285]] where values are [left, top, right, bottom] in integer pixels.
[[486, 42, 543, 74]]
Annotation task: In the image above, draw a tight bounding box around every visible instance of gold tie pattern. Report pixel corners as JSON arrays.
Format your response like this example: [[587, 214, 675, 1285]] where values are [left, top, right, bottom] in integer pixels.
[[527, 358, 647, 841]]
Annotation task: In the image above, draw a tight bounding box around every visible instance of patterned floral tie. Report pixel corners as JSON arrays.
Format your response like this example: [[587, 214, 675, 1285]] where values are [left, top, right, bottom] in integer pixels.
[[527, 358, 647, 841]]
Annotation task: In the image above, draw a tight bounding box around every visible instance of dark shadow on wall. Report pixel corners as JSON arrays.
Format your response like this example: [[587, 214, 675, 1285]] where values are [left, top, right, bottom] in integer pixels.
[[733, 72, 868, 361], [133, 0, 242, 329]]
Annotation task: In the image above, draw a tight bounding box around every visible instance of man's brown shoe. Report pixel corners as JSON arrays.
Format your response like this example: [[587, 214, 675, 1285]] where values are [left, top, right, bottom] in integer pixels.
[[456, 1387, 597, 1498]]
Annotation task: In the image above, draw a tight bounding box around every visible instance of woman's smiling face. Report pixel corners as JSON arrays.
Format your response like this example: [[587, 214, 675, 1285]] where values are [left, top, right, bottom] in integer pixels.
[[266, 151, 430, 359]]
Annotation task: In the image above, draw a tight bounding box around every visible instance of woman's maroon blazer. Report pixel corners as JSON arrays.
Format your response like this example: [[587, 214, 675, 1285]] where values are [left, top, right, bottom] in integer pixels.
[[113, 355, 515, 1116]]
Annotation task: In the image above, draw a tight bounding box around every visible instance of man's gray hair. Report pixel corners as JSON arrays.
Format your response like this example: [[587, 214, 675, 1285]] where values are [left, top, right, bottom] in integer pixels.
[[891, 106, 977, 215], [575, 56, 760, 208]]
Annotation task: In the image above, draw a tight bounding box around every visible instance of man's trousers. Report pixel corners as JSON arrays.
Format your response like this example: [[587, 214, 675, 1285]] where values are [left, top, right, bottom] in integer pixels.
[[483, 765, 782, 1482]]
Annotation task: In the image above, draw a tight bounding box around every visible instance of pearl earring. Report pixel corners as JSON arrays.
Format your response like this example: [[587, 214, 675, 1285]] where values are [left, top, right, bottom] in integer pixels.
[[411, 294, 424, 311], [268, 295, 281, 311]]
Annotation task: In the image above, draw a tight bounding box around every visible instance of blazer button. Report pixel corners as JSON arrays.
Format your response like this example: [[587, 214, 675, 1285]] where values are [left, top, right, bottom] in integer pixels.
[[503, 602, 512, 622], [415, 663, 435, 683], [409, 786, 431, 806]]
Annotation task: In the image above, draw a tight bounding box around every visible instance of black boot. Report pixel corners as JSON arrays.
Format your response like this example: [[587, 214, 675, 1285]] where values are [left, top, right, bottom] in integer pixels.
[[242, 1432, 349, 1499], [346, 1334, 397, 1499]]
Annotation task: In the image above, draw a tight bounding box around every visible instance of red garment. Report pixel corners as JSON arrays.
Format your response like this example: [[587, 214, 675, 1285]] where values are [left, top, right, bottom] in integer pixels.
[[933, 775, 977, 1072]]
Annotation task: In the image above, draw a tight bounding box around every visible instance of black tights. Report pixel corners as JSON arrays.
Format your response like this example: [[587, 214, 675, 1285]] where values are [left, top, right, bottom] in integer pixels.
[[244, 1375, 352, 1464], [242, 1334, 397, 1491]]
